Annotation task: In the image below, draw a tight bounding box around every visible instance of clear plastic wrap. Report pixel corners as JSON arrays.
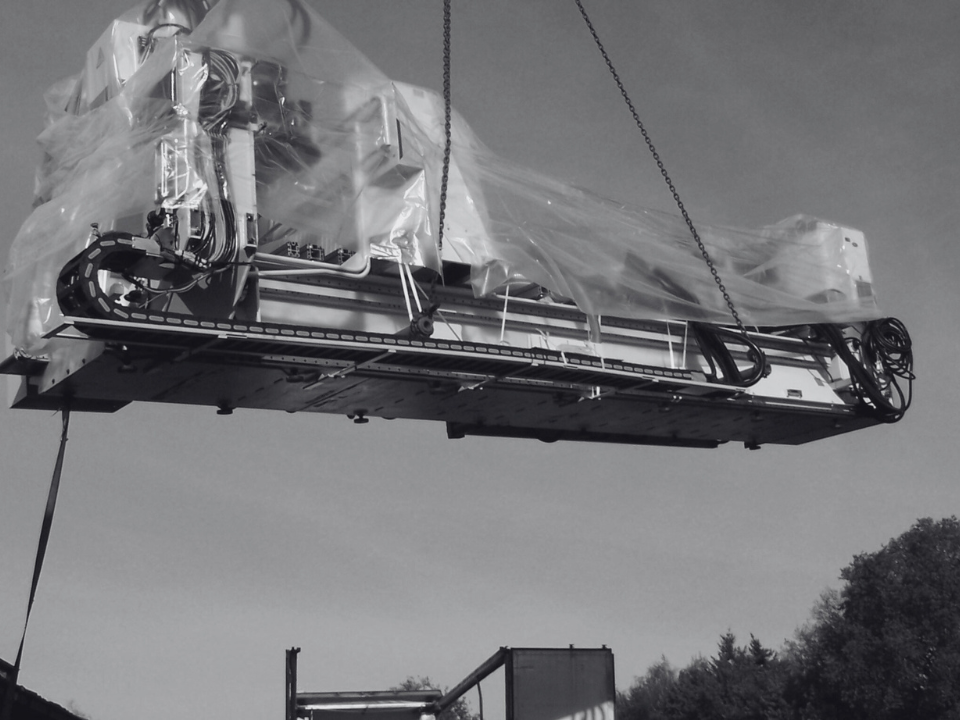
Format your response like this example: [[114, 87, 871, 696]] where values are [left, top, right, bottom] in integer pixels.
[[3, 0, 883, 352]]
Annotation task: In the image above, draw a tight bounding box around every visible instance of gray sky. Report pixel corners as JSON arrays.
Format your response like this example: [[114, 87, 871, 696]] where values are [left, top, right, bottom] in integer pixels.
[[1, 2, 958, 719]]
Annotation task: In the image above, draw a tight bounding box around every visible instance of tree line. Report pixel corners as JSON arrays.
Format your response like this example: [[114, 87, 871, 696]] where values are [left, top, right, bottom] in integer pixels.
[[617, 517, 960, 720]]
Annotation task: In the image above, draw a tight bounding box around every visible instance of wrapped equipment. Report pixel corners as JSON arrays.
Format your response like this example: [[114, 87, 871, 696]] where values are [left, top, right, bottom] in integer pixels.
[[3, 0, 882, 353]]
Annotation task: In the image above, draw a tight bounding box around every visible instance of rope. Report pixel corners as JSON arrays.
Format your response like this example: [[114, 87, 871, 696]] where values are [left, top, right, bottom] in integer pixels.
[[0, 408, 71, 720]]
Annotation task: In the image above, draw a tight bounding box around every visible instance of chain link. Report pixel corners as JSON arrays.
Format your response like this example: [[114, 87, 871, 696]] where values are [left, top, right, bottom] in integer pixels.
[[437, 0, 453, 255], [574, 0, 748, 337], [428, 0, 453, 299]]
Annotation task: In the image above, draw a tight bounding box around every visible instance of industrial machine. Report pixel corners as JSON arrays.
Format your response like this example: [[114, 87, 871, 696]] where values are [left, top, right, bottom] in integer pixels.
[[1, 0, 912, 448]]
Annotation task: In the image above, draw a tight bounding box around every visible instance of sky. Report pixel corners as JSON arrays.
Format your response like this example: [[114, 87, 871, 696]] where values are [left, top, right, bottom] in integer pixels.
[[1, 1, 959, 719]]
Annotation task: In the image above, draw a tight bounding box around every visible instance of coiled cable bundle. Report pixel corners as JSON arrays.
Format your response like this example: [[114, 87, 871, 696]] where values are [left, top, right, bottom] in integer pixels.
[[820, 318, 913, 423]]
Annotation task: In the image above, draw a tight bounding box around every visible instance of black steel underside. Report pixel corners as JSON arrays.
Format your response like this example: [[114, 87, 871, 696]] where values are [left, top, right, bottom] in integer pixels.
[[3, 313, 879, 448]]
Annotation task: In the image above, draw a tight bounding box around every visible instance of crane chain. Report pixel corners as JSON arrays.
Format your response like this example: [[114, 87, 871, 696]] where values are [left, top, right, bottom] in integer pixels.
[[574, 0, 749, 338], [429, 0, 453, 301], [438, 0, 453, 255]]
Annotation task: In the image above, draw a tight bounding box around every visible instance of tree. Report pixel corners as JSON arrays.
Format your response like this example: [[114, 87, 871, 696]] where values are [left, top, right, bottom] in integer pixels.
[[617, 657, 677, 720], [663, 633, 791, 720], [392, 677, 479, 720], [660, 655, 724, 720], [789, 517, 960, 720], [619, 635, 790, 720], [781, 588, 844, 719]]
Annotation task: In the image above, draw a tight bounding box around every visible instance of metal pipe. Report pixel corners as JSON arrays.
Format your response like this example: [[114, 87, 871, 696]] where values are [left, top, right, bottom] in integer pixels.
[[431, 647, 509, 715], [499, 285, 510, 345], [397, 259, 415, 321], [300, 701, 436, 711], [405, 264, 424, 314], [254, 253, 372, 279], [297, 691, 441, 711]]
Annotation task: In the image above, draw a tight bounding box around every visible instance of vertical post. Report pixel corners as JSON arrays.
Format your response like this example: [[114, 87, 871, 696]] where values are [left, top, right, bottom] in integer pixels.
[[504, 649, 514, 720], [286, 647, 301, 720]]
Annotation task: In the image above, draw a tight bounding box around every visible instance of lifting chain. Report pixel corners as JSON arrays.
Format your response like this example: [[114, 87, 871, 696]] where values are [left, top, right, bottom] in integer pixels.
[[574, 0, 749, 338], [438, 0, 453, 255], [429, 0, 453, 301]]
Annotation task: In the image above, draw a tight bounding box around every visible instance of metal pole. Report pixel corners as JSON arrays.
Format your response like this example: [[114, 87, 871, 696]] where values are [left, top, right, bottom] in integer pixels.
[[286, 647, 301, 720]]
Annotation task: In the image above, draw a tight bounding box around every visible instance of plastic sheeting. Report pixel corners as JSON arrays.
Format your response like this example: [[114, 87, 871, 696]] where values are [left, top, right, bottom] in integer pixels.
[[3, 0, 883, 352]]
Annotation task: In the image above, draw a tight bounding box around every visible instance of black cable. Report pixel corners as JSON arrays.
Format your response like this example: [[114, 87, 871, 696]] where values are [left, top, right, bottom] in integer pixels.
[[0, 408, 71, 720], [146, 22, 190, 40], [864, 317, 914, 381], [200, 50, 240, 131], [819, 319, 913, 423], [691, 322, 766, 387], [123, 263, 235, 304]]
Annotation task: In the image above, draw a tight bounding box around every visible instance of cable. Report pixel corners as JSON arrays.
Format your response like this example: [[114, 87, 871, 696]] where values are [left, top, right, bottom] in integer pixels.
[[0, 408, 71, 720], [691, 322, 766, 387], [819, 319, 913, 423], [864, 317, 914, 382], [145, 22, 190, 43], [123, 263, 237, 306], [199, 50, 240, 132]]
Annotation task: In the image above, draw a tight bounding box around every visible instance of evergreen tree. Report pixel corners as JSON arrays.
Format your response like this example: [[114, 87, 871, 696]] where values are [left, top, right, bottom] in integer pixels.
[[620, 635, 790, 720], [617, 657, 677, 720]]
